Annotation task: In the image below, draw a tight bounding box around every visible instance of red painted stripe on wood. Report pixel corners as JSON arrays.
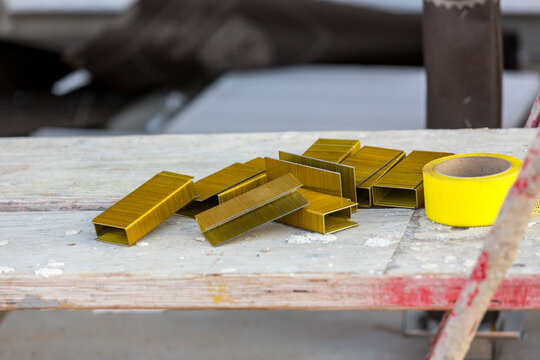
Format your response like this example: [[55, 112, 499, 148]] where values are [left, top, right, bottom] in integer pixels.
[[1, 274, 540, 310]]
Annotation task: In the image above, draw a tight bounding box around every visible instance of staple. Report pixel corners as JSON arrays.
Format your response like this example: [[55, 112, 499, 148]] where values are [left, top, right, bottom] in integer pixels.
[[302, 138, 361, 163], [278, 188, 358, 234], [93, 171, 196, 246], [341, 146, 405, 207], [177, 162, 264, 217], [278, 151, 357, 206], [264, 157, 343, 197], [372, 150, 453, 208], [196, 174, 308, 246]]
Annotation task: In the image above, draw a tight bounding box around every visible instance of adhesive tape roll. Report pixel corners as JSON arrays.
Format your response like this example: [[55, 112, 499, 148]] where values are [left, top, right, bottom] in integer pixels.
[[423, 153, 522, 227]]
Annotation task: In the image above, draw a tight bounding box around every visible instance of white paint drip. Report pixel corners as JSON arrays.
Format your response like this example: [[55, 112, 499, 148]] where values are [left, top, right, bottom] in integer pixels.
[[136, 241, 149, 247], [195, 237, 205, 242], [65, 229, 81, 236], [0, 240, 8, 247], [35, 267, 63, 277], [286, 232, 337, 245], [0, 266, 15, 274], [364, 237, 393, 247]]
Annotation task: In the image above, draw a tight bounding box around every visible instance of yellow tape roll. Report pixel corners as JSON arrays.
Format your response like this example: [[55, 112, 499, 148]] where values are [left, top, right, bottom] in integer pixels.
[[423, 153, 522, 227]]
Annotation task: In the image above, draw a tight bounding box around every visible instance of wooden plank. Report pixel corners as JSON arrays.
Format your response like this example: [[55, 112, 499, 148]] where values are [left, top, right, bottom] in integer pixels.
[[0, 129, 535, 211], [2, 129, 540, 310], [3, 273, 540, 310], [0, 207, 540, 310]]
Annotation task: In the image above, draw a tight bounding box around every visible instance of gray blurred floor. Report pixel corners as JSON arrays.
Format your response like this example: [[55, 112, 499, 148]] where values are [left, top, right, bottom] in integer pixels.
[[0, 310, 538, 359], [163, 66, 540, 134]]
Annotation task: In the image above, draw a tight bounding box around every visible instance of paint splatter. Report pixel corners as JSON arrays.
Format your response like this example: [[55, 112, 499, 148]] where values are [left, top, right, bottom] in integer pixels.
[[195, 237, 205, 242], [0, 240, 8, 247], [466, 287, 480, 307], [65, 229, 81, 236], [364, 237, 393, 247], [286, 232, 337, 244], [470, 250, 489, 282], [136, 241, 149, 247], [261, 247, 271, 253], [0, 266, 15, 274], [35, 267, 63, 277]]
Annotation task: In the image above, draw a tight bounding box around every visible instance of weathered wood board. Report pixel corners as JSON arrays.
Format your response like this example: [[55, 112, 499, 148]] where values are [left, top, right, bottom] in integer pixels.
[[1, 129, 540, 310]]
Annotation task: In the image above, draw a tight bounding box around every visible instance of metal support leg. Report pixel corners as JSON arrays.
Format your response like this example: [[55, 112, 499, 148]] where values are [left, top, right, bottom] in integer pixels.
[[402, 310, 525, 360], [0, 311, 8, 325]]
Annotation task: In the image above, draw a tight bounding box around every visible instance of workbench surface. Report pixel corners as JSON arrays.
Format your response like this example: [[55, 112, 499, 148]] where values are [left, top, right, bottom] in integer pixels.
[[1, 129, 540, 310]]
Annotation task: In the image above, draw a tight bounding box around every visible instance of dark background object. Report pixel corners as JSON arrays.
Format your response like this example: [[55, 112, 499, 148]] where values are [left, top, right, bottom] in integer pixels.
[[0, 0, 526, 135], [423, 0, 503, 129], [0, 40, 131, 136], [64, 0, 424, 92]]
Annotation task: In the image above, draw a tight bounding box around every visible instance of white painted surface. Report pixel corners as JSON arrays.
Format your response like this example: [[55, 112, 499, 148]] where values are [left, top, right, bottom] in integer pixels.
[[1, 129, 539, 309], [164, 66, 540, 134]]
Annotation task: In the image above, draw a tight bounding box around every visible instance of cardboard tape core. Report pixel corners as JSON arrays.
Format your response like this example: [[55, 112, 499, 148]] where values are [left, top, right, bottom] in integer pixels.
[[435, 156, 512, 178]]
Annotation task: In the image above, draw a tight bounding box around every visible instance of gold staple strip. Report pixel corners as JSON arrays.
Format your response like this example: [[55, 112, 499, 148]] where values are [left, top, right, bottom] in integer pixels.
[[93, 171, 196, 246], [196, 174, 308, 246], [264, 157, 343, 197], [177, 162, 264, 217], [278, 151, 357, 206], [372, 150, 454, 208], [341, 146, 405, 207], [217, 157, 268, 203], [302, 138, 361, 163], [278, 188, 358, 234], [217, 172, 267, 203]]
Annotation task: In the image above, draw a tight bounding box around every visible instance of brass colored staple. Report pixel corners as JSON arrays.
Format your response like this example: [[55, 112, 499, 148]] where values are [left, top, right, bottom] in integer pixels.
[[178, 162, 264, 217], [264, 157, 343, 197], [278, 151, 357, 205], [93, 171, 196, 246], [218, 157, 268, 203], [193, 162, 264, 201], [196, 174, 308, 246], [218, 172, 267, 203], [302, 138, 361, 163], [278, 188, 357, 234], [372, 150, 453, 208], [244, 157, 266, 169], [341, 146, 405, 207]]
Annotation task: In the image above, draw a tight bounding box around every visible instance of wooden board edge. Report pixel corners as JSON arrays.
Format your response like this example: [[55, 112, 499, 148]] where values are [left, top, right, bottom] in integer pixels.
[[1, 274, 540, 310]]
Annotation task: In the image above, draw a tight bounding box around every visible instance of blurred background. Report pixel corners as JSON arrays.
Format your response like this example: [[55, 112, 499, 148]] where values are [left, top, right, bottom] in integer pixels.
[[2, 1, 540, 359], [1, 0, 539, 137]]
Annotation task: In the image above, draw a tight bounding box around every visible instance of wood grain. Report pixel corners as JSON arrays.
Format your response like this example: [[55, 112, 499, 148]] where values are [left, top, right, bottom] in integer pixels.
[[1, 130, 540, 310], [0, 130, 533, 211]]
